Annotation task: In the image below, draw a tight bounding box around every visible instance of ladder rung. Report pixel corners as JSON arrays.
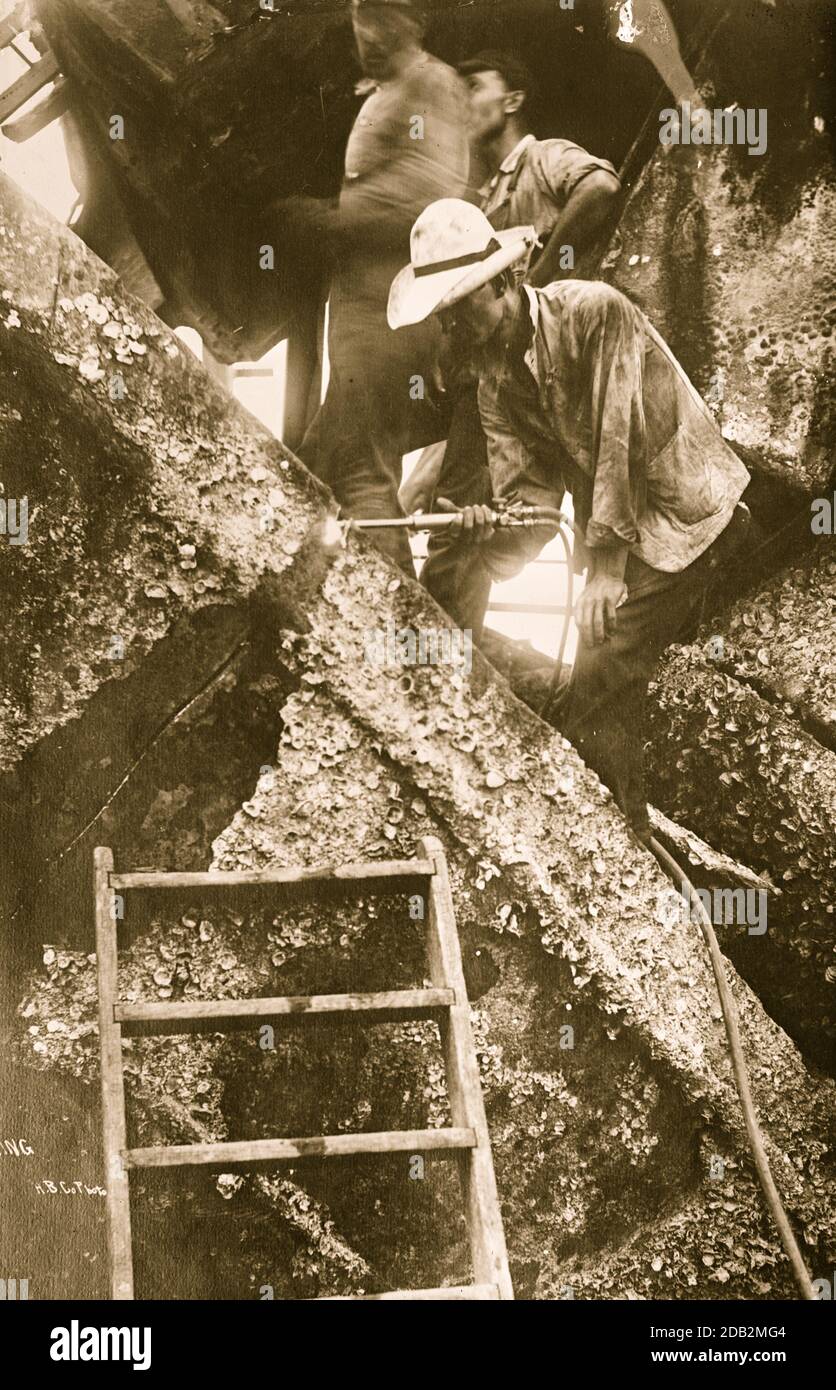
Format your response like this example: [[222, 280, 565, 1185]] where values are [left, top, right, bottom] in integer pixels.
[[124, 1127, 476, 1169], [109, 859, 435, 892], [319, 1284, 500, 1301], [115, 989, 455, 1031]]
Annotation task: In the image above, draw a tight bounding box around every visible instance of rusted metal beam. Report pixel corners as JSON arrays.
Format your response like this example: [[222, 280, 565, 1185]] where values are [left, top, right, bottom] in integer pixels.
[[1, 71, 66, 138], [0, 49, 58, 121], [0, 1, 28, 51]]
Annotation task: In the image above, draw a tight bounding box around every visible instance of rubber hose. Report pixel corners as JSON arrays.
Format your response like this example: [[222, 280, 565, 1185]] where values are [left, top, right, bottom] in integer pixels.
[[648, 835, 816, 1301]]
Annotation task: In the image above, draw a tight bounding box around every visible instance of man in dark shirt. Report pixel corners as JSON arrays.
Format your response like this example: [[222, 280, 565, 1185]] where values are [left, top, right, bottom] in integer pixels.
[[388, 198, 751, 841], [291, 0, 469, 574], [416, 51, 621, 627]]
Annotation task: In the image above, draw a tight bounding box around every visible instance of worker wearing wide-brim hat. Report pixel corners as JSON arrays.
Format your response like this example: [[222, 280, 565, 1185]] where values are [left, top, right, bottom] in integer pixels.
[[388, 198, 538, 330], [388, 196, 752, 845], [403, 50, 621, 637]]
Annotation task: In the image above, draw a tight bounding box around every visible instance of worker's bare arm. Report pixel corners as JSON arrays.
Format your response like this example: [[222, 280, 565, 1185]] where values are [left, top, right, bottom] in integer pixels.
[[269, 190, 405, 254], [272, 148, 466, 256], [435, 497, 496, 542], [576, 545, 629, 647], [528, 170, 622, 288]]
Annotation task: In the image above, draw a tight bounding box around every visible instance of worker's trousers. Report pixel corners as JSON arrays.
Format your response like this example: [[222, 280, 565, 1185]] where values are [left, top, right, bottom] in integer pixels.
[[420, 384, 494, 638], [300, 362, 415, 574], [547, 505, 752, 842], [298, 266, 441, 577]]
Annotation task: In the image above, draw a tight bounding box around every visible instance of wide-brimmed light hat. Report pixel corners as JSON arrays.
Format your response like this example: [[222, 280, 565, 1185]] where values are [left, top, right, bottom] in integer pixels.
[[388, 198, 538, 330]]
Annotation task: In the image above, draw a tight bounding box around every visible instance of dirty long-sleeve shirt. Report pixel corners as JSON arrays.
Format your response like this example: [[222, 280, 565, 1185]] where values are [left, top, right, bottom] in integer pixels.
[[477, 281, 750, 580]]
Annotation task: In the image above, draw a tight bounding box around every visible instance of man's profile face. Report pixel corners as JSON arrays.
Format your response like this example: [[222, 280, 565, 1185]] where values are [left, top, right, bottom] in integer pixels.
[[352, 10, 418, 80], [438, 281, 505, 348], [464, 69, 521, 143]]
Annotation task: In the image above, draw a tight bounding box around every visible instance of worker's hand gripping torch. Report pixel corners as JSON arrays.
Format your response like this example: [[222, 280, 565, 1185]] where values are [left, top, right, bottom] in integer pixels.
[[335, 501, 578, 699]]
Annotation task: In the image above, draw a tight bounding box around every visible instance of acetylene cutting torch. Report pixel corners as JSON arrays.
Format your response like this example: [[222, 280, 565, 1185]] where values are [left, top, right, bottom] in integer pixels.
[[342, 501, 577, 681]]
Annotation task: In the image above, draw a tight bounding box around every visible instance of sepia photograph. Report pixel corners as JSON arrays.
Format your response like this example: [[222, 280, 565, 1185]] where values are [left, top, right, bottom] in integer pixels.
[[0, 0, 834, 1363]]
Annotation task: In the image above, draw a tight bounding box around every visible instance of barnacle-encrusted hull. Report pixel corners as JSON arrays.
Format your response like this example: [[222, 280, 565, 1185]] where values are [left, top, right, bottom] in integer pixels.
[[1, 170, 834, 1299]]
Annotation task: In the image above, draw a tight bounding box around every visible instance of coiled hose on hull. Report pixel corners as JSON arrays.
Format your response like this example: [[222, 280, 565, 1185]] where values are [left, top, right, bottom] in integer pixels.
[[648, 836, 815, 1300], [349, 503, 817, 1297]]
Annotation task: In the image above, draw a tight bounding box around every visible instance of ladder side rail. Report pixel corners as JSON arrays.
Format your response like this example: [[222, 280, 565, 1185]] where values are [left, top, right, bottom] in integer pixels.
[[420, 837, 514, 1300], [94, 847, 134, 1300]]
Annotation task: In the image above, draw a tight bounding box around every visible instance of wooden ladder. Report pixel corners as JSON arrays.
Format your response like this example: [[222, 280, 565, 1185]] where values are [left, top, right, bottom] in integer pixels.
[[94, 836, 513, 1301]]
